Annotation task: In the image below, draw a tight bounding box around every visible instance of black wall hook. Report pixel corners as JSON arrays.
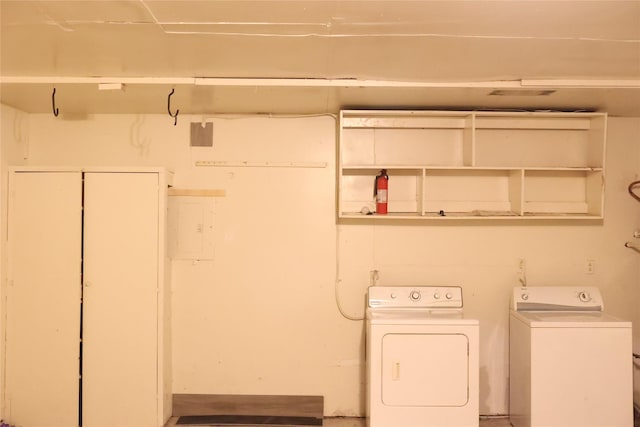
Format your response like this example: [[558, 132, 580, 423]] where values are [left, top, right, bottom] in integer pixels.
[[167, 88, 179, 126], [52, 88, 59, 117], [628, 180, 640, 202]]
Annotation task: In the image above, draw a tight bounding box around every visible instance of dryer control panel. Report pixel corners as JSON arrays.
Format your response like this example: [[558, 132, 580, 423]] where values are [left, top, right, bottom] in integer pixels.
[[368, 286, 463, 308], [511, 286, 603, 311]]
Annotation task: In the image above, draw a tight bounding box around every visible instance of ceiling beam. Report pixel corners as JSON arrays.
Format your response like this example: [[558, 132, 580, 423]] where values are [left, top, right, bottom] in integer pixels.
[[3, 76, 640, 89]]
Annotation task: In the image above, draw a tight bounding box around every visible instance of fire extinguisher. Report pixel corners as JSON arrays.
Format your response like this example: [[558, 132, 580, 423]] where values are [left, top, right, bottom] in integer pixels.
[[374, 169, 389, 214]]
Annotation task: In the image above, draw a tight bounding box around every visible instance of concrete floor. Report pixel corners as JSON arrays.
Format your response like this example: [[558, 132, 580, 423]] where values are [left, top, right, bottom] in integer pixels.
[[167, 415, 512, 426], [322, 417, 511, 427]]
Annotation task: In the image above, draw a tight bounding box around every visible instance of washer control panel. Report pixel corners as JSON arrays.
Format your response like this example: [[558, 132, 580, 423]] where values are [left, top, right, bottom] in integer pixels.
[[368, 286, 463, 308], [511, 286, 603, 311]]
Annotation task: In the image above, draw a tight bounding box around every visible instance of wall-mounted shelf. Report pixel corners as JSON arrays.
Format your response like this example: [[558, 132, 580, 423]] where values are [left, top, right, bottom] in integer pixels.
[[338, 110, 607, 220]]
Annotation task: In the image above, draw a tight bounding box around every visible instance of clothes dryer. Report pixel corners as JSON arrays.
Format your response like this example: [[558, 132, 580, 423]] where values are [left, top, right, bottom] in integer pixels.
[[366, 286, 479, 427]]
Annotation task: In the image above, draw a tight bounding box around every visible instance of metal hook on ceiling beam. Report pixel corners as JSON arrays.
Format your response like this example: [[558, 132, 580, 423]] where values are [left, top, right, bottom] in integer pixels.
[[624, 242, 640, 253], [167, 88, 179, 126], [628, 180, 640, 202], [52, 88, 59, 117]]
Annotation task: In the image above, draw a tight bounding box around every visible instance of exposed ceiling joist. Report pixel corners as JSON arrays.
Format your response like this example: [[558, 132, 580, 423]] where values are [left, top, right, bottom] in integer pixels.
[[1, 1, 639, 115]]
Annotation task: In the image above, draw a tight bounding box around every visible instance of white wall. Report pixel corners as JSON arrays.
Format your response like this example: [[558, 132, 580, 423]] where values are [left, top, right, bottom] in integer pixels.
[[625, 117, 640, 413], [10, 112, 640, 416], [0, 104, 29, 419]]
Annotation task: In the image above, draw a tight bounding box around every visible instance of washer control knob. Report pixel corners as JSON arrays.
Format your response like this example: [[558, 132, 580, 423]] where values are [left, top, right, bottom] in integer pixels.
[[521, 293, 529, 301], [578, 291, 592, 302], [433, 293, 440, 299], [409, 290, 421, 301], [445, 292, 452, 300]]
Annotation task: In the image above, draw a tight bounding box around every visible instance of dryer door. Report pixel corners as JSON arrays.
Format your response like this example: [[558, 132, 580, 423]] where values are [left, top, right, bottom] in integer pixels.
[[382, 333, 469, 407]]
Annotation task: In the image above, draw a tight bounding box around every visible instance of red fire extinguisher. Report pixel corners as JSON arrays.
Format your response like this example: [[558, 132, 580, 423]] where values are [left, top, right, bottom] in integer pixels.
[[374, 169, 389, 214]]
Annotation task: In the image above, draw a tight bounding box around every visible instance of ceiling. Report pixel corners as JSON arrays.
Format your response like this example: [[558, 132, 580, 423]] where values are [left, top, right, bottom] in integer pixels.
[[1, 0, 639, 116]]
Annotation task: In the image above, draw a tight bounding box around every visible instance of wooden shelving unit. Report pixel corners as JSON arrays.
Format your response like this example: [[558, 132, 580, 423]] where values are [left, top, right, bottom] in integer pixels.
[[338, 110, 607, 220]]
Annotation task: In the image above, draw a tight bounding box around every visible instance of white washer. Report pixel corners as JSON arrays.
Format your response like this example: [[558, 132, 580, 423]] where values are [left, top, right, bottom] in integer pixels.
[[509, 286, 633, 427], [366, 286, 479, 427]]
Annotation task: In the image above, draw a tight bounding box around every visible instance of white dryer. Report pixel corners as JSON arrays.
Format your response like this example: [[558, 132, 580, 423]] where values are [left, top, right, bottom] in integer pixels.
[[366, 286, 479, 427], [509, 286, 633, 427]]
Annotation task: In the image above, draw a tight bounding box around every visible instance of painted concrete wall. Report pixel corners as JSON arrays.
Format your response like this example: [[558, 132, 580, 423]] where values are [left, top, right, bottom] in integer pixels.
[[619, 119, 640, 411], [0, 104, 29, 419], [4, 111, 640, 416]]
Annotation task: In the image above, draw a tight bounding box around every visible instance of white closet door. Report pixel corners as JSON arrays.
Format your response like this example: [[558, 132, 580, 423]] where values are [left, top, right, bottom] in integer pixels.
[[82, 172, 159, 427], [5, 172, 82, 427]]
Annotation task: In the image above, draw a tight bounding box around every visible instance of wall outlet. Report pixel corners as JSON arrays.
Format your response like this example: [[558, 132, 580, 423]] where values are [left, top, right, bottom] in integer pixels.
[[585, 259, 595, 274], [518, 258, 527, 286], [518, 258, 526, 272]]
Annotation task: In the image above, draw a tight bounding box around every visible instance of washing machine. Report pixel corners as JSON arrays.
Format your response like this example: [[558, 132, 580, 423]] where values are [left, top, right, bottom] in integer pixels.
[[366, 286, 479, 427], [509, 286, 633, 427]]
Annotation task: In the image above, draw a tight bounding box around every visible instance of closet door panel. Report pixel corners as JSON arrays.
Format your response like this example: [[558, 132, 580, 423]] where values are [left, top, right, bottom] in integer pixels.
[[5, 172, 82, 427], [82, 172, 159, 427]]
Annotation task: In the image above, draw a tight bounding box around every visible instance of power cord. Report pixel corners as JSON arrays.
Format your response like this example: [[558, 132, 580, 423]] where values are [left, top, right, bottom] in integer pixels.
[[334, 226, 365, 321]]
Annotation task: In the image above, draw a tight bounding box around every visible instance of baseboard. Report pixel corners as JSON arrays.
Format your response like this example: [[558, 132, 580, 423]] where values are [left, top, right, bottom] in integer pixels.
[[172, 394, 324, 418]]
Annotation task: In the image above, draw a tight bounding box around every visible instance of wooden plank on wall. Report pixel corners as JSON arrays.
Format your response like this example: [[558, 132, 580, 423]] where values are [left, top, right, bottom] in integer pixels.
[[168, 189, 226, 197], [172, 394, 324, 417]]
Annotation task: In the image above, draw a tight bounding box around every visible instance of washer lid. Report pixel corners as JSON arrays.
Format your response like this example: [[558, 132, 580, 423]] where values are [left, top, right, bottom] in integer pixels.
[[511, 310, 631, 328]]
